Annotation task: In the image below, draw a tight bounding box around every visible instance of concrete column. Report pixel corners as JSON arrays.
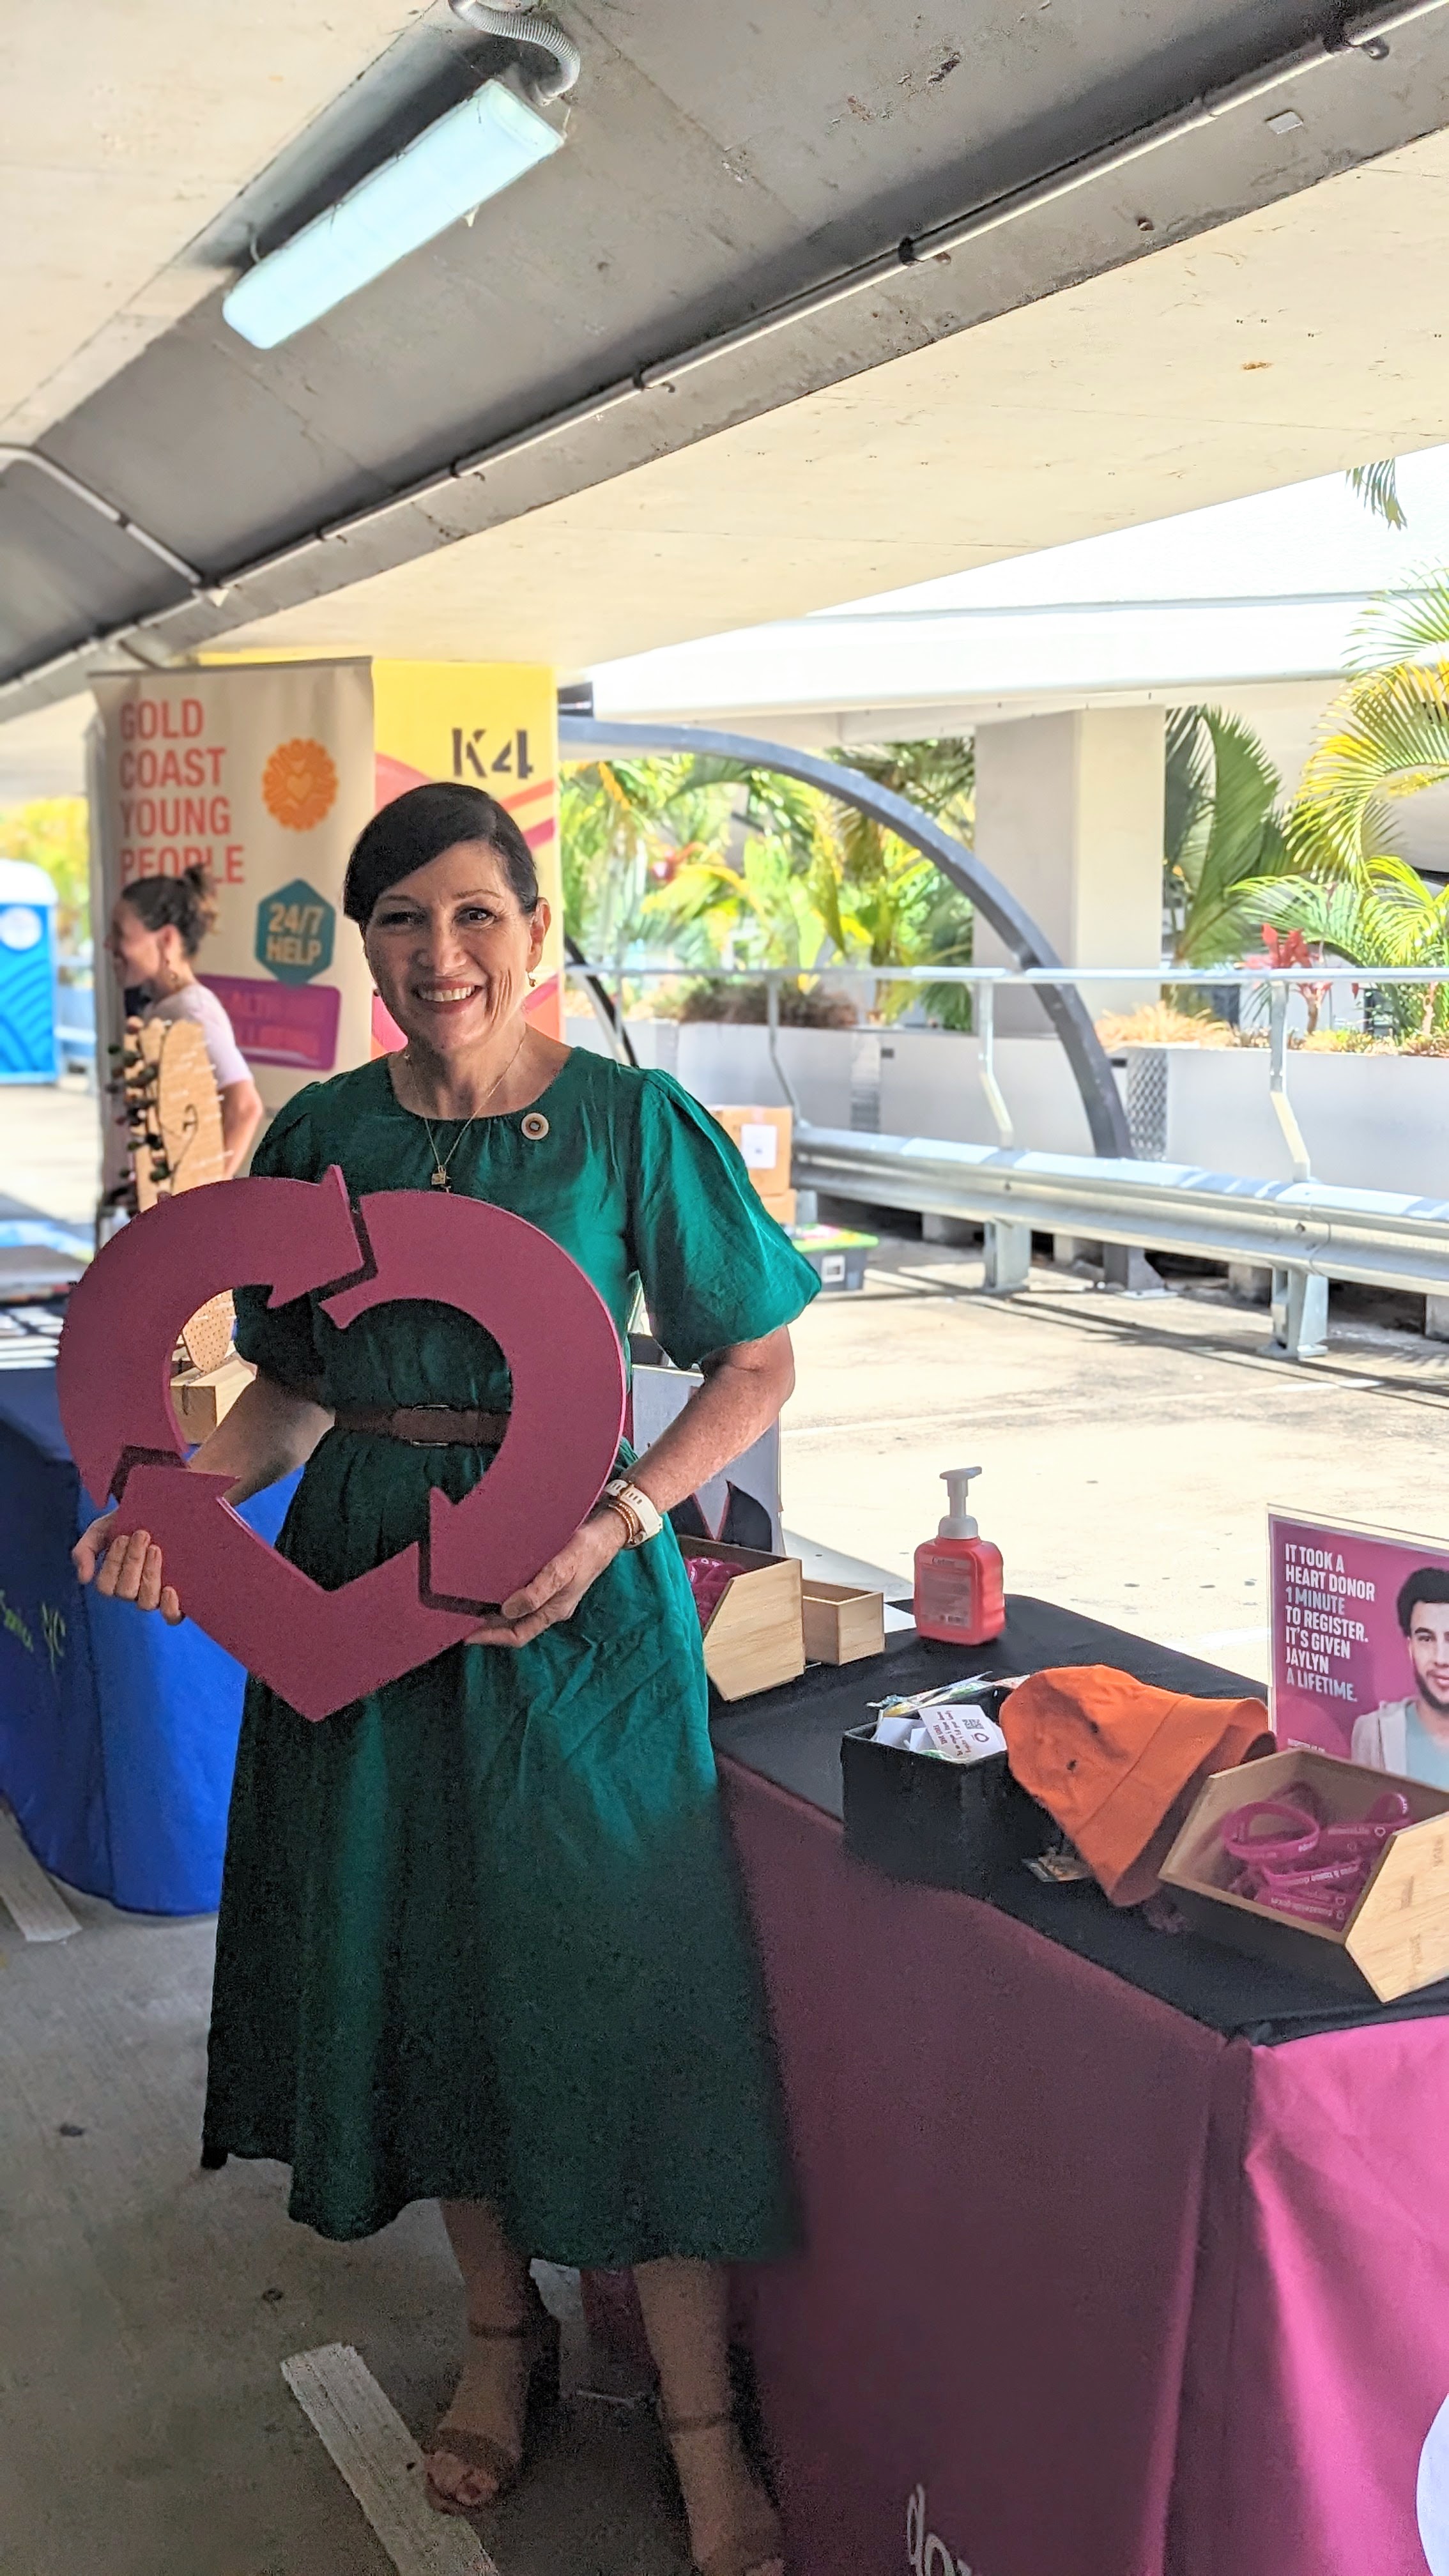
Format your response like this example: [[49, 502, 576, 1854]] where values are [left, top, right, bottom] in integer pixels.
[[973, 708, 1165, 1032]]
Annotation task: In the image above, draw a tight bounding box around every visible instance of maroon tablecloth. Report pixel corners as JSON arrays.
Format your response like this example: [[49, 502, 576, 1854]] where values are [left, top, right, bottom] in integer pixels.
[[720, 1758, 1449, 2576]]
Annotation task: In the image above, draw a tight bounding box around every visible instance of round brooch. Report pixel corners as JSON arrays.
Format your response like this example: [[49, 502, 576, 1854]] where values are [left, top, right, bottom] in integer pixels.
[[521, 1111, 549, 1142]]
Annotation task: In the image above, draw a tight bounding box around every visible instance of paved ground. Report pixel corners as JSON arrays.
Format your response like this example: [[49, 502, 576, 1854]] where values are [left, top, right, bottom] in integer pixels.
[[783, 1243, 1449, 1689], [1, 1077, 103, 1230], [6, 1083, 1449, 2570]]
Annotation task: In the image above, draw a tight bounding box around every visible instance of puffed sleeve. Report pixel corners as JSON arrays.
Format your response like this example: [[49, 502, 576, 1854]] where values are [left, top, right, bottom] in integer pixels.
[[626, 1071, 820, 1367], [231, 1089, 325, 1387]]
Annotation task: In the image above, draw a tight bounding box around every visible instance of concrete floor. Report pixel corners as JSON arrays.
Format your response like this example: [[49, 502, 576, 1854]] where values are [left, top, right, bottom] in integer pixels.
[[1, 1077, 103, 1231], [7, 1088, 1449, 2569], [784, 1241, 1449, 1687]]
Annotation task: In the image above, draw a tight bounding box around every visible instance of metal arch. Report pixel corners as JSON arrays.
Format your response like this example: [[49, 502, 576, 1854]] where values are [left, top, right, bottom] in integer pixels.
[[565, 930, 638, 1066], [558, 712, 1133, 1158]]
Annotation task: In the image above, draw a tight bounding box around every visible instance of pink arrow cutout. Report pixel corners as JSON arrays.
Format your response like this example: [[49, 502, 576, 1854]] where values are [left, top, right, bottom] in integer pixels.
[[324, 1190, 627, 1609], [57, 1166, 363, 1505], [57, 1171, 628, 1722]]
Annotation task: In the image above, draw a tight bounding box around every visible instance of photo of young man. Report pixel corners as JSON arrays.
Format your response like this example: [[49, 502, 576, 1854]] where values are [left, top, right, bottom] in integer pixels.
[[1352, 1567, 1449, 1784]]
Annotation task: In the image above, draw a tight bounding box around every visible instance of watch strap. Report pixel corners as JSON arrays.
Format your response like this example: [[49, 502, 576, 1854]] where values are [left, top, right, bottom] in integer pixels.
[[602, 1478, 664, 1545]]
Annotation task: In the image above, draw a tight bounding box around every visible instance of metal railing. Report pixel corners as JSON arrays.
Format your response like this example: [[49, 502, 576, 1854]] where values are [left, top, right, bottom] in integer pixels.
[[564, 959, 1449, 1357], [564, 959, 1443, 1177]]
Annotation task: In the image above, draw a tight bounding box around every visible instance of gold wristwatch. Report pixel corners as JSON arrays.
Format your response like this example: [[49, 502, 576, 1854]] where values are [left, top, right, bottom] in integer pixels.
[[601, 1479, 664, 1546]]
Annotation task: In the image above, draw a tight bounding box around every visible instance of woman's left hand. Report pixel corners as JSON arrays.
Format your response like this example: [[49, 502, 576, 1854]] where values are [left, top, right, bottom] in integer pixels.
[[466, 1507, 627, 1648]]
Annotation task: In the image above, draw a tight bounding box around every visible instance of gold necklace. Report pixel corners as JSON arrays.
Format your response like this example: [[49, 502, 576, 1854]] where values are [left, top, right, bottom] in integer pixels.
[[411, 1031, 528, 1190]]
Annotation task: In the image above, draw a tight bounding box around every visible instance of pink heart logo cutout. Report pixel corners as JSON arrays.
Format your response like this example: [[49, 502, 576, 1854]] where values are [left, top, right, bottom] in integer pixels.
[[56, 1168, 627, 1721]]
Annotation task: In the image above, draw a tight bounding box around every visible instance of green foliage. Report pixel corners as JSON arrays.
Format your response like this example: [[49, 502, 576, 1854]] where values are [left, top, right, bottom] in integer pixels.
[[1346, 459, 1407, 530], [1163, 708, 1293, 964], [560, 737, 977, 1025], [1350, 573, 1449, 670], [1285, 661, 1449, 881], [0, 797, 89, 952], [1255, 856, 1449, 1037]]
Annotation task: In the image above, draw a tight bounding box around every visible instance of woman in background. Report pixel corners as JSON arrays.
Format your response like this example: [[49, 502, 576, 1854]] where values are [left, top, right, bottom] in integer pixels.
[[107, 866, 263, 1175]]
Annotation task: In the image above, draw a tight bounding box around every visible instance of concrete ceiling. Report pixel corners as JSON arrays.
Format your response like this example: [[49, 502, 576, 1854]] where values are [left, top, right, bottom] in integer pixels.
[[6, 0, 1449, 726], [0, 1, 428, 441], [208, 118, 1449, 668]]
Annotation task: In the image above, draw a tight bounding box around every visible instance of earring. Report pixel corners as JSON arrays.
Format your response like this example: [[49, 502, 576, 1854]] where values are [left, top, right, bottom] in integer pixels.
[[528, 972, 537, 988]]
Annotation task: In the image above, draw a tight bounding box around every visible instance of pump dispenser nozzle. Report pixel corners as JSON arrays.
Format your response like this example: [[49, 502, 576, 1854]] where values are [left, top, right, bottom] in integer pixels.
[[939, 1466, 981, 1539]]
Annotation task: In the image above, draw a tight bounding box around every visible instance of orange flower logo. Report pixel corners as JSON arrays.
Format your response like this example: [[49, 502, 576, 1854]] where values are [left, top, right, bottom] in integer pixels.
[[261, 737, 338, 832]]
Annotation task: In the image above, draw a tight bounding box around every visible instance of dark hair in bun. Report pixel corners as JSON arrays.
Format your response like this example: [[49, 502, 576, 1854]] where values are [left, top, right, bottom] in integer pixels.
[[122, 864, 217, 956], [343, 782, 539, 924]]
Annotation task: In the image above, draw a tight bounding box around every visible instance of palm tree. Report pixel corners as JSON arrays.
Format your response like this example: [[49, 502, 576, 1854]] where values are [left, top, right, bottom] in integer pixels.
[[1163, 707, 1294, 965], [561, 737, 978, 1022], [1346, 459, 1407, 530], [1285, 661, 1449, 883], [1255, 857, 1449, 1038]]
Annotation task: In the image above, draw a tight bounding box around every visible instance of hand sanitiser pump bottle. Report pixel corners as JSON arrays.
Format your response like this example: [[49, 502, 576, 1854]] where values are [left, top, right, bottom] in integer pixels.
[[913, 1467, 1005, 1646]]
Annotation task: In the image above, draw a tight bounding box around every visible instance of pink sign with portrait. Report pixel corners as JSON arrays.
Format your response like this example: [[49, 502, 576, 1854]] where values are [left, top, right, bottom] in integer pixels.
[[1270, 1510, 1449, 1788]]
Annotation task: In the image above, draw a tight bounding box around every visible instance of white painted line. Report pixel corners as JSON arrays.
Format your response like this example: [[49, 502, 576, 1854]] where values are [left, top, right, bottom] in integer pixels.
[[282, 2342, 500, 2576], [0, 1807, 80, 1941]]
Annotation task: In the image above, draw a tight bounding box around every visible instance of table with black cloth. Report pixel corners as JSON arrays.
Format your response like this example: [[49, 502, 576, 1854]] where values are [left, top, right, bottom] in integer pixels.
[[710, 1598, 1449, 2576], [0, 1365, 295, 1914]]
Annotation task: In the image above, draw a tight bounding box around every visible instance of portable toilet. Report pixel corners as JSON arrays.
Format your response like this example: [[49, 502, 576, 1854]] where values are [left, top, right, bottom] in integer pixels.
[[0, 859, 58, 1081]]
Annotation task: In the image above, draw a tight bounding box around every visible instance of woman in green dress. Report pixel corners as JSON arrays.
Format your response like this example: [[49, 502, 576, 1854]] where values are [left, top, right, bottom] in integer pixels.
[[75, 781, 820, 2576]]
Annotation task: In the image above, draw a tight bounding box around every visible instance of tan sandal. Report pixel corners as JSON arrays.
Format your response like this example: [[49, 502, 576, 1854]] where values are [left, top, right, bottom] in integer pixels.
[[662, 2408, 785, 2576], [424, 2302, 561, 2516]]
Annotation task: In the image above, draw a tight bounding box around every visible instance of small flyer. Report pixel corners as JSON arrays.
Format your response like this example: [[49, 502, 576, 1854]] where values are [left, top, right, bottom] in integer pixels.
[[1270, 1511, 1449, 1786]]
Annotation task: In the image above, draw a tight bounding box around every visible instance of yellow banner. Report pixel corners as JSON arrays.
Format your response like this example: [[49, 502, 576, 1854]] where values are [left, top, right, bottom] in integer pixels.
[[372, 661, 562, 1041]]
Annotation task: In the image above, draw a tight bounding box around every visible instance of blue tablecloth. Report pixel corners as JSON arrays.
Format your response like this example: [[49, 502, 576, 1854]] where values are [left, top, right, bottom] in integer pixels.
[[0, 1367, 297, 1914]]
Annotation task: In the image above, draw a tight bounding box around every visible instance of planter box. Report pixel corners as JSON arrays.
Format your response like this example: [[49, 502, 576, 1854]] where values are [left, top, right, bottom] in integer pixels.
[[1161, 1745, 1449, 2001], [568, 1016, 1449, 1204], [678, 1535, 804, 1701]]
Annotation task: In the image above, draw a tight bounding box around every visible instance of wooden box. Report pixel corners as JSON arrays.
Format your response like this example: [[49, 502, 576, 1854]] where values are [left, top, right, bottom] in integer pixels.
[[1160, 1746, 1449, 2002], [172, 1351, 255, 1441], [801, 1577, 885, 1666], [678, 1535, 804, 1701]]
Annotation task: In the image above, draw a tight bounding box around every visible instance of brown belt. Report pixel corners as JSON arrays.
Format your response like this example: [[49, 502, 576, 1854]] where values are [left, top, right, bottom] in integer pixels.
[[332, 1404, 510, 1446]]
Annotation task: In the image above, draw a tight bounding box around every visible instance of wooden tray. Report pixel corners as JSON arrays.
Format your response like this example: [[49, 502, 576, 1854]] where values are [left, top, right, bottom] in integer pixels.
[[801, 1577, 885, 1666], [1161, 1745, 1449, 2001]]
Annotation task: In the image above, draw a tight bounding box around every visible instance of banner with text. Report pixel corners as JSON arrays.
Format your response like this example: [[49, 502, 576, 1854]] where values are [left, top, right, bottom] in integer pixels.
[[372, 659, 562, 1042], [93, 663, 376, 1116], [1271, 1508, 1449, 1786]]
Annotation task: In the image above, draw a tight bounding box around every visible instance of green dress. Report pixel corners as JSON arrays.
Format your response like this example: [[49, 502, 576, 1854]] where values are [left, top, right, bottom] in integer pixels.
[[204, 1048, 819, 2257]]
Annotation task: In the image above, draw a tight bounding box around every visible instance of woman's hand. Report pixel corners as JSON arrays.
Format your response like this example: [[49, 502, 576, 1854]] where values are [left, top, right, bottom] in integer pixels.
[[73, 1513, 183, 1624], [466, 1507, 626, 1649]]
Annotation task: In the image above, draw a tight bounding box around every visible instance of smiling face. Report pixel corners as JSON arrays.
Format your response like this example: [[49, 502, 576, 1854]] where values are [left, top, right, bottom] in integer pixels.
[[1408, 1599, 1449, 1718], [108, 897, 181, 992], [361, 838, 548, 1058]]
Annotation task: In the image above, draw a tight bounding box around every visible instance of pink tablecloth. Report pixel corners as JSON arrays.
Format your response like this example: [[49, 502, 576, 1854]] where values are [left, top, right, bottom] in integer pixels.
[[719, 1758, 1449, 2576]]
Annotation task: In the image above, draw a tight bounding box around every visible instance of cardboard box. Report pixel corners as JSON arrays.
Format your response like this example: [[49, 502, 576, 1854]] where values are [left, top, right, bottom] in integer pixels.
[[758, 1186, 797, 1230], [801, 1578, 885, 1666], [711, 1105, 792, 1200], [1161, 1745, 1449, 2001], [678, 1533, 804, 1701]]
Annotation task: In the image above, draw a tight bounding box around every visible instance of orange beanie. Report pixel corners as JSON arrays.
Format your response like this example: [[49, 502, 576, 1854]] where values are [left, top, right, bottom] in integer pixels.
[[1001, 1665, 1273, 1908]]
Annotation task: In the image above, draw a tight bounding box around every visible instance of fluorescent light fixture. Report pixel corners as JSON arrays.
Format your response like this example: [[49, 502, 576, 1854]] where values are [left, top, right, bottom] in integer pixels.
[[223, 79, 564, 349]]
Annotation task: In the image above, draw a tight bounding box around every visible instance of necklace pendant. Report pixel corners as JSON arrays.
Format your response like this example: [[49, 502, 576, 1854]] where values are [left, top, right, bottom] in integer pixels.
[[431, 1168, 451, 1191]]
